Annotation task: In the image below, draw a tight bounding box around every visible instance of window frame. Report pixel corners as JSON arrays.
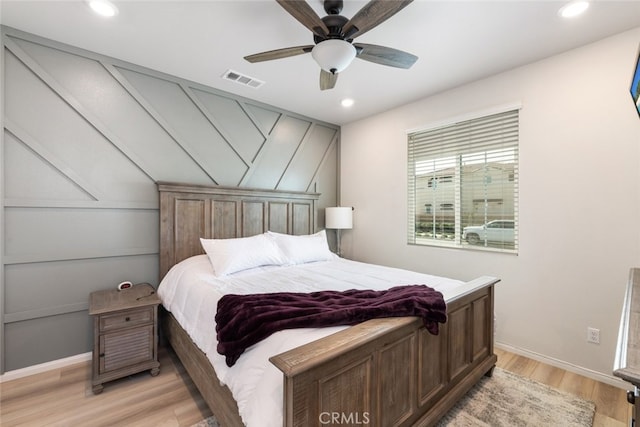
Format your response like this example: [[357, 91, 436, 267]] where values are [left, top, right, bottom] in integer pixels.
[[407, 106, 520, 254]]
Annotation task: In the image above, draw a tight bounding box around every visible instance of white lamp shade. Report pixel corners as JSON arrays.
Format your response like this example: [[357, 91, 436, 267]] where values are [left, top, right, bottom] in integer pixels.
[[311, 40, 357, 74], [325, 207, 353, 229]]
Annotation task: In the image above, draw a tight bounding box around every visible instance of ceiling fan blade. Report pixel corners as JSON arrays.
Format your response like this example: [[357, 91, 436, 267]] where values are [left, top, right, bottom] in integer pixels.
[[354, 43, 417, 69], [320, 69, 338, 90], [276, 0, 329, 38], [244, 45, 314, 63], [343, 0, 413, 39]]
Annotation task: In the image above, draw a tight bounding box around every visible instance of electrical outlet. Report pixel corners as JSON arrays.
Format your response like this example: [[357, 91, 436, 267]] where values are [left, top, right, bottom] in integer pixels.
[[587, 327, 600, 344]]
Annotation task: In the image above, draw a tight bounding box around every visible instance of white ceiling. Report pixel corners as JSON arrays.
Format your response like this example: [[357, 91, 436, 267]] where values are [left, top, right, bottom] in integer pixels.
[[2, 0, 640, 125]]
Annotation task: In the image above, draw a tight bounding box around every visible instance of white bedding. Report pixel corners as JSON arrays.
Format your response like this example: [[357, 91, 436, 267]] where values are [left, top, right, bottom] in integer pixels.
[[158, 255, 467, 427]]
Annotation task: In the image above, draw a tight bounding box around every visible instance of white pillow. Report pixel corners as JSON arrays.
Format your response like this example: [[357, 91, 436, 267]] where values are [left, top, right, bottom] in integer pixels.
[[200, 234, 287, 277], [266, 230, 337, 265]]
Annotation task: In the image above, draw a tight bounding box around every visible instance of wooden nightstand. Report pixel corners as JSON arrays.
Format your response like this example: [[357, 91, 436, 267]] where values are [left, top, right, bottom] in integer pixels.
[[89, 283, 161, 394]]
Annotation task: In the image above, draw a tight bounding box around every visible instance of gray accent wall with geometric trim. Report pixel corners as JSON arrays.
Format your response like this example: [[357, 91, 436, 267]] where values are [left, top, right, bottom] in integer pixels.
[[0, 26, 339, 372]]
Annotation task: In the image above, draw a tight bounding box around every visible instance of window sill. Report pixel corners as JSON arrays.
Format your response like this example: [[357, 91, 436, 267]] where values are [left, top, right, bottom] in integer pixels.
[[410, 238, 518, 255]]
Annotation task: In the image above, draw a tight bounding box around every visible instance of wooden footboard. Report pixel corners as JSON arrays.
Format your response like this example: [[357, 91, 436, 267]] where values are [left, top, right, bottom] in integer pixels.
[[270, 277, 498, 427], [162, 276, 497, 427]]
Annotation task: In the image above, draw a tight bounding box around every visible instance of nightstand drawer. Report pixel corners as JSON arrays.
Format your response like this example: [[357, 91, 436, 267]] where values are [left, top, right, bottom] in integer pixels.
[[99, 307, 153, 332]]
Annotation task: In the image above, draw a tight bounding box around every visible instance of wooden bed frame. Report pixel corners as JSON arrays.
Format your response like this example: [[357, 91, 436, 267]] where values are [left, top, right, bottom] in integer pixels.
[[157, 182, 499, 427]]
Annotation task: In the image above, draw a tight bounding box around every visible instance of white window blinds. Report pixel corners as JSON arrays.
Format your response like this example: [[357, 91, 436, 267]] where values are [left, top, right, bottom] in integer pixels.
[[408, 109, 519, 252]]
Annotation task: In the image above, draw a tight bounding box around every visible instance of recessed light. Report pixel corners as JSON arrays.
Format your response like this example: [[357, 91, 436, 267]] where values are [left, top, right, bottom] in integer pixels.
[[341, 98, 354, 108], [87, 0, 119, 17], [558, 1, 589, 18]]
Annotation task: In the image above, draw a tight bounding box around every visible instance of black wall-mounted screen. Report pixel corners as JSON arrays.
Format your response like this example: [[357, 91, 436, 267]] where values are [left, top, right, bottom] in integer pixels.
[[631, 46, 640, 118]]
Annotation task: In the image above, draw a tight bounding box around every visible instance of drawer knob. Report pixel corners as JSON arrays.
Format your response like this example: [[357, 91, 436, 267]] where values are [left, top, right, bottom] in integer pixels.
[[125, 317, 130, 321]]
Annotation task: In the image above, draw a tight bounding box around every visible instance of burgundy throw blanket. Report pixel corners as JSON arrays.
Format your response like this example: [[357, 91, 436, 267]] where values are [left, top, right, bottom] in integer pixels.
[[216, 285, 447, 367]]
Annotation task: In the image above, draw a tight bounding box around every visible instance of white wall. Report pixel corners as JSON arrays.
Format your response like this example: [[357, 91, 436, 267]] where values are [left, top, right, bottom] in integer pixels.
[[340, 27, 640, 379]]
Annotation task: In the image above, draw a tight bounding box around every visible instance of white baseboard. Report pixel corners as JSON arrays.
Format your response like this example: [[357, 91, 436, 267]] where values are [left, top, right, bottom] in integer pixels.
[[0, 352, 92, 383], [495, 341, 630, 390]]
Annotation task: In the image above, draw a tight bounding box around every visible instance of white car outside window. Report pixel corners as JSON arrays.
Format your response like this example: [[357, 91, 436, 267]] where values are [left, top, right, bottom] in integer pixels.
[[462, 220, 515, 245]]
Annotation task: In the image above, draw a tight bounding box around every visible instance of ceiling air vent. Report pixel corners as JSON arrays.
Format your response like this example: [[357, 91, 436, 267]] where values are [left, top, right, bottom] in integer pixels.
[[222, 69, 264, 89]]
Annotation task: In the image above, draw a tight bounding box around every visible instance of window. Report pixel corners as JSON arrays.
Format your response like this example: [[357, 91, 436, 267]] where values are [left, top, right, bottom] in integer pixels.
[[408, 109, 519, 252]]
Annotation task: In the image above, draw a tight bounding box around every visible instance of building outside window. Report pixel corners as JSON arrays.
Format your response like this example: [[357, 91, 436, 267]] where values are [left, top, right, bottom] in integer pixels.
[[407, 108, 519, 252]]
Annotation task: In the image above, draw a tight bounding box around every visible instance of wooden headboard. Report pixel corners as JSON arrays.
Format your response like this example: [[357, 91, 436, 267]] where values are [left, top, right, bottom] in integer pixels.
[[158, 182, 320, 279]]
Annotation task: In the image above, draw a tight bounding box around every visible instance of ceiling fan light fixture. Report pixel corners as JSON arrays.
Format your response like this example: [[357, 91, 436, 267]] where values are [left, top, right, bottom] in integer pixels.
[[311, 39, 357, 74]]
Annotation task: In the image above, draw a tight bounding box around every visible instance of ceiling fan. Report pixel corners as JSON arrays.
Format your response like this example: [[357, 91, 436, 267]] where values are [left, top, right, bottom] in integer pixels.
[[244, 0, 418, 90]]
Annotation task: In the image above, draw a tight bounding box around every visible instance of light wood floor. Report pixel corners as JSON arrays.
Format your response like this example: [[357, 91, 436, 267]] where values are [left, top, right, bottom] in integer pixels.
[[494, 348, 630, 427], [0, 345, 631, 426]]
